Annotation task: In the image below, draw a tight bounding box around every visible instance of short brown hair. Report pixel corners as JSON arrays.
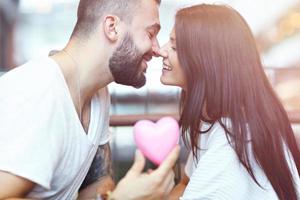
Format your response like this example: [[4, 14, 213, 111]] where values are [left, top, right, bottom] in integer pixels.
[[72, 0, 161, 38]]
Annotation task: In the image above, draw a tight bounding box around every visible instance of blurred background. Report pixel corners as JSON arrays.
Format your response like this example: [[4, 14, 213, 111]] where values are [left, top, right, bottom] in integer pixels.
[[1, 0, 300, 181]]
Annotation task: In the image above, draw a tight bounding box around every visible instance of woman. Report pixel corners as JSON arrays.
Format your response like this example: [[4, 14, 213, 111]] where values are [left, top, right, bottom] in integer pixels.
[[158, 4, 300, 200]]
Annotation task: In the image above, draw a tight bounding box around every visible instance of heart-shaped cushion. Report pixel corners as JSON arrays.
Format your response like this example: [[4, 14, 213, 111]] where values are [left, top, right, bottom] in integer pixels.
[[133, 117, 180, 165]]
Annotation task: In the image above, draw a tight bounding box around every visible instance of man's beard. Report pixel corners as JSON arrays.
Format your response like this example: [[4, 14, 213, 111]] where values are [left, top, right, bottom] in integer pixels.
[[109, 33, 146, 88]]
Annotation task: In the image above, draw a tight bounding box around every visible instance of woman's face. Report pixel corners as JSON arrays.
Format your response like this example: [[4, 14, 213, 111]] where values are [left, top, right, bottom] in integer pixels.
[[159, 28, 187, 90]]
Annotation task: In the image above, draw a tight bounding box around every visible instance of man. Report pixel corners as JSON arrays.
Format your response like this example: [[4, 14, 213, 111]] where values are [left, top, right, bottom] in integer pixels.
[[0, 0, 180, 199]]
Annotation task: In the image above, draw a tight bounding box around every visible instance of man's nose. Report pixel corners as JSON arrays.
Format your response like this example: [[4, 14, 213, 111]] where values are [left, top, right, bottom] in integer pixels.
[[152, 38, 161, 57], [154, 43, 168, 58], [154, 48, 168, 58]]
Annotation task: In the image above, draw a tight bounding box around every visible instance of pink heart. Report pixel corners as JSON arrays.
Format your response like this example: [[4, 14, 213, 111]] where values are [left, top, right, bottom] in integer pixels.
[[133, 117, 180, 165]]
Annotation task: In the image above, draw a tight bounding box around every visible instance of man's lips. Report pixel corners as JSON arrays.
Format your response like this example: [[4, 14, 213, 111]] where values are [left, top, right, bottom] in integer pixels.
[[143, 55, 152, 62]]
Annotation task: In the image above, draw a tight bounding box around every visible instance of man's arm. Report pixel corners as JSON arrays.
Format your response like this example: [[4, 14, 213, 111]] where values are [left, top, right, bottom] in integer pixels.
[[78, 143, 115, 200], [0, 170, 35, 199]]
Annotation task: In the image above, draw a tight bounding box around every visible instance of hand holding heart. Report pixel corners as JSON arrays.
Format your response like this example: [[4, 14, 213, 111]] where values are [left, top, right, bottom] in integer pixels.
[[133, 117, 180, 165]]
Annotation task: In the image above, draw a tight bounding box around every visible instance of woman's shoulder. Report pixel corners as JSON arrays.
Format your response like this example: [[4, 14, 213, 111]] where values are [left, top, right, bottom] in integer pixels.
[[200, 119, 232, 149]]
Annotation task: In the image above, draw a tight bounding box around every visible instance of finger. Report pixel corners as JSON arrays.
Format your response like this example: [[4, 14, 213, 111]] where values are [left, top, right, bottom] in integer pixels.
[[161, 171, 175, 192], [158, 172, 175, 200], [147, 169, 154, 174], [125, 149, 145, 178], [164, 180, 175, 200], [153, 145, 180, 178], [166, 173, 175, 194]]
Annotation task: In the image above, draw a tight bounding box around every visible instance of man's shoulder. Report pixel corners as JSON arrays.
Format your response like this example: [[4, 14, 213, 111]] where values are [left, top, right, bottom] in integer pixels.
[[0, 57, 63, 103], [1, 57, 58, 83]]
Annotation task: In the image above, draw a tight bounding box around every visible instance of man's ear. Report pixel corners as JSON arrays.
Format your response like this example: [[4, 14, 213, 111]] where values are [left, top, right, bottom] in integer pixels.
[[103, 15, 119, 42]]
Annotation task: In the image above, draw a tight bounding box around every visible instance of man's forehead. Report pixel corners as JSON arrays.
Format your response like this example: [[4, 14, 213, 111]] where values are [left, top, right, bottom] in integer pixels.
[[133, 0, 160, 26]]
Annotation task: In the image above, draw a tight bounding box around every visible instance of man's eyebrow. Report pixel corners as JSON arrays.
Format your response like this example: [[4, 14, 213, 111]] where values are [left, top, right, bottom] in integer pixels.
[[170, 37, 175, 42], [146, 23, 161, 33]]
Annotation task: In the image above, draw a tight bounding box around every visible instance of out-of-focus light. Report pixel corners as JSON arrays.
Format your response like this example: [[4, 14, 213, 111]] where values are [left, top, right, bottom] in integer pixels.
[[278, 10, 300, 39], [20, 0, 53, 14], [19, 0, 78, 14], [290, 13, 300, 28]]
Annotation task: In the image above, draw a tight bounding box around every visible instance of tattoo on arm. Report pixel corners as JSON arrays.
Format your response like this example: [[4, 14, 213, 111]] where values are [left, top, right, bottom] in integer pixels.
[[79, 143, 113, 190]]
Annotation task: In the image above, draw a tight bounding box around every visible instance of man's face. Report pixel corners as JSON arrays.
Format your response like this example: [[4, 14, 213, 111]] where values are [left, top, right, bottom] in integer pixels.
[[109, 0, 161, 88]]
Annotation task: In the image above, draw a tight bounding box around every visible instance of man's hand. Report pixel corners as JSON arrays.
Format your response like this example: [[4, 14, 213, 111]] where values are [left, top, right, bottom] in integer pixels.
[[0, 170, 35, 199], [111, 145, 180, 200]]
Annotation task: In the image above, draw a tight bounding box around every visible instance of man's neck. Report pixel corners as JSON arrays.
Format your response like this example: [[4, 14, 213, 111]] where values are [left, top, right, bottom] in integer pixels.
[[52, 43, 113, 117], [50, 41, 113, 111]]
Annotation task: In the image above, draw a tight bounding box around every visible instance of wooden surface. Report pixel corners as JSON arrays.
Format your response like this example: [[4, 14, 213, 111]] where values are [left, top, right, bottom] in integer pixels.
[[109, 111, 300, 126]]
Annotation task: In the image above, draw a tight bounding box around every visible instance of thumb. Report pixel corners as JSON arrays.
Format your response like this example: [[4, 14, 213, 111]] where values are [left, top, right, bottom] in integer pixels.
[[125, 149, 145, 178]]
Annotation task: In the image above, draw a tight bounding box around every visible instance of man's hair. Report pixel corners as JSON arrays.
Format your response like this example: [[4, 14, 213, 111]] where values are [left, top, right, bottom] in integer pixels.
[[72, 0, 161, 38]]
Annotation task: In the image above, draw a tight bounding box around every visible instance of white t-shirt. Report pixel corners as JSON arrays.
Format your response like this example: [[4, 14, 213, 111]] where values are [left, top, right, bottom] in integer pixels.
[[0, 57, 110, 199], [181, 120, 300, 200]]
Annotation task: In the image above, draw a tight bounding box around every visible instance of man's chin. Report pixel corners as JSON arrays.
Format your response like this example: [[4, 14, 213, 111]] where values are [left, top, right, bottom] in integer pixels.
[[132, 83, 145, 88], [112, 69, 146, 88], [115, 78, 146, 88], [130, 75, 146, 88], [131, 79, 146, 88]]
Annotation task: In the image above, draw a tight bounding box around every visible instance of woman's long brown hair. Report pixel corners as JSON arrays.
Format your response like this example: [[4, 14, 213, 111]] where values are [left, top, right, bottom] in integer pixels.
[[175, 4, 300, 200]]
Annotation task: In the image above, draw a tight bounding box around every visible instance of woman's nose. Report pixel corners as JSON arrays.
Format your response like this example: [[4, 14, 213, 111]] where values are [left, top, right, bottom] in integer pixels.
[[154, 45, 168, 58]]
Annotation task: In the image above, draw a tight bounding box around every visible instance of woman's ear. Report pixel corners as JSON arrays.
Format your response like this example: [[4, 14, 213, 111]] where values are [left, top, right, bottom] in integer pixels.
[[103, 15, 119, 42]]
